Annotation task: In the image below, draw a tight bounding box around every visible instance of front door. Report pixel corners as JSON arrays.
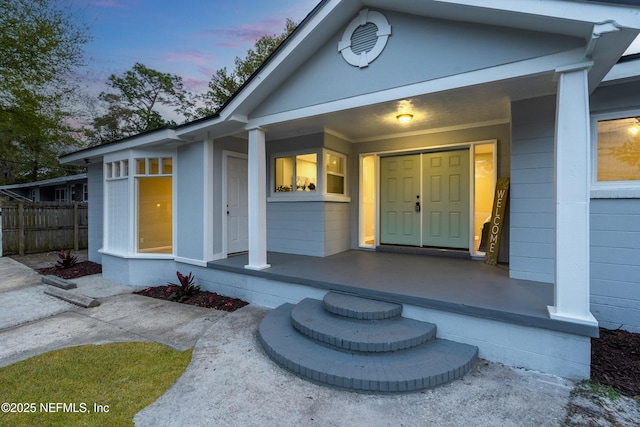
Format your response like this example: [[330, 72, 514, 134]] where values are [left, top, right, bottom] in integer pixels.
[[380, 149, 470, 249], [227, 155, 248, 254], [380, 154, 421, 246], [422, 150, 470, 249]]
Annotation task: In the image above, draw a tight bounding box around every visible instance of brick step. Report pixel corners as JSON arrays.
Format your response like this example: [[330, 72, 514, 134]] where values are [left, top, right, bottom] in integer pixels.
[[259, 303, 478, 393], [323, 292, 402, 320], [291, 298, 436, 352]]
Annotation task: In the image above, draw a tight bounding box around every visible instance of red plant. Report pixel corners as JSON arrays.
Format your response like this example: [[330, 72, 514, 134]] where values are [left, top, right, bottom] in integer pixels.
[[55, 250, 78, 270], [167, 271, 200, 302]]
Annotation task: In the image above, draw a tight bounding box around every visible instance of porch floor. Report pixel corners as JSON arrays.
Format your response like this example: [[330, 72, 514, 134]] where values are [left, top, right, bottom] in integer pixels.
[[208, 250, 598, 337]]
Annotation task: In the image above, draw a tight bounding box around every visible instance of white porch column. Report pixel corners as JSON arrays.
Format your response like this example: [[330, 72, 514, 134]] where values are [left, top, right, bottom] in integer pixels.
[[547, 63, 597, 326], [245, 127, 270, 270]]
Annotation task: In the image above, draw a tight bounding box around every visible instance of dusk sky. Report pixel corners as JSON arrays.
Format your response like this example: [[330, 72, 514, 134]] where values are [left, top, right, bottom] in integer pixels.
[[70, 0, 640, 98], [71, 0, 320, 96]]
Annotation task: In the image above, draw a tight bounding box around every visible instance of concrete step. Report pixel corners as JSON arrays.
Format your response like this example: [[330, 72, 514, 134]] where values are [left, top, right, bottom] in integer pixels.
[[323, 292, 402, 320], [291, 298, 436, 352], [259, 303, 478, 393], [44, 286, 100, 308], [42, 275, 77, 290]]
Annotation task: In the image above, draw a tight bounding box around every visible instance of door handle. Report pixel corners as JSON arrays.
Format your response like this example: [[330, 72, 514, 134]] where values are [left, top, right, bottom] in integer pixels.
[[415, 202, 421, 212]]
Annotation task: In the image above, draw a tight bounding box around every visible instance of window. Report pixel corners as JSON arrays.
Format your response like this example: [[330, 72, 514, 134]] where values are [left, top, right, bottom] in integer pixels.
[[326, 151, 346, 195], [55, 188, 67, 202], [136, 157, 173, 254], [274, 153, 317, 192], [272, 149, 348, 198], [106, 160, 129, 180], [596, 116, 640, 182], [82, 183, 88, 202]]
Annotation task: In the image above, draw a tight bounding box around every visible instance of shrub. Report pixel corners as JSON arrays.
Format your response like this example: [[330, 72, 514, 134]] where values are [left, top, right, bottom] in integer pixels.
[[55, 250, 78, 270]]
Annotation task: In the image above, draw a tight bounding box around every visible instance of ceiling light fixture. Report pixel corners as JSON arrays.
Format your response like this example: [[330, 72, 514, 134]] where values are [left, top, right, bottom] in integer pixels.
[[397, 114, 413, 124]]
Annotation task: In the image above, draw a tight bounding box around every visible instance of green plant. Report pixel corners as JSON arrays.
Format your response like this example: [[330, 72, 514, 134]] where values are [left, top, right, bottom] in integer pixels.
[[55, 250, 78, 269], [167, 271, 200, 302], [581, 380, 620, 401]]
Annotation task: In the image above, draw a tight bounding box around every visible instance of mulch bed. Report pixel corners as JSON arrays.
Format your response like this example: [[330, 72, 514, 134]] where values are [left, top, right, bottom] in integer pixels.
[[591, 328, 640, 397], [37, 261, 103, 279], [134, 285, 249, 312]]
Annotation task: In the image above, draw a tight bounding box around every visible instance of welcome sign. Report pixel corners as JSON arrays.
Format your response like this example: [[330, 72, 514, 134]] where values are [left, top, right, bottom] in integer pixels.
[[484, 178, 510, 266]]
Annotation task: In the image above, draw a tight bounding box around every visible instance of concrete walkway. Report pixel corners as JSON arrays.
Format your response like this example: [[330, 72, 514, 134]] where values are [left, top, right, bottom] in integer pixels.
[[0, 256, 608, 426]]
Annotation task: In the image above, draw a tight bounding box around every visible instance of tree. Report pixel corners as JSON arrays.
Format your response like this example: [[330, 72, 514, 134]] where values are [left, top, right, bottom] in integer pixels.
[[87, 63, 196, 144], [0, 0, 90, 183], [198, 18, 297, 116]]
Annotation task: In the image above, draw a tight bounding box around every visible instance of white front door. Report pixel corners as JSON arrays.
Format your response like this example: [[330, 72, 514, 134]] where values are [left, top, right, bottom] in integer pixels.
[[227, 155, 248, 254]]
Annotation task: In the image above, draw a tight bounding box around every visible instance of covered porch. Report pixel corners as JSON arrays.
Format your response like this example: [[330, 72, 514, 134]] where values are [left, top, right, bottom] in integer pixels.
[[209, 250, 598, 338]]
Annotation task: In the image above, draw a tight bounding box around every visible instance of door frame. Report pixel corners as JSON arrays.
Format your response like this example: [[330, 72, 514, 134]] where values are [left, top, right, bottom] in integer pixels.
[[358, 139, 497, 257], [222, 150, 248, 256]]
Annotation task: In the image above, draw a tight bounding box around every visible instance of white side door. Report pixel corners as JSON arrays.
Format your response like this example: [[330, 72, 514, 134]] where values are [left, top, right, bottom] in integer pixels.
[[227, 155, 248, 254]]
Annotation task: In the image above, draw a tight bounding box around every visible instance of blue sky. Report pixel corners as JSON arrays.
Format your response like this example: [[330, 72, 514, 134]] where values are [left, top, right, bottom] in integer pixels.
[[71, 0, 319, 95]]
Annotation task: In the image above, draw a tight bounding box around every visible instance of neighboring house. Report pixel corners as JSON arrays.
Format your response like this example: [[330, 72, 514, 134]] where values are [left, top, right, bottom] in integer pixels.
[[61, 0, 640, 380], [0, 173, 88, 203]]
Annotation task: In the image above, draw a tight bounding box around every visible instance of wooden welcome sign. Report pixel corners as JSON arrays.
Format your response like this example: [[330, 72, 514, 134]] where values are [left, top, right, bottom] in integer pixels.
[[484, 178, 510, 266]]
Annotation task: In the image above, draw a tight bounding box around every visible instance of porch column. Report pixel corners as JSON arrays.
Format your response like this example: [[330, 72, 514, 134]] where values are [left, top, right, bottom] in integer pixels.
[[245, 127, 270, 270], [547, 63, 597, 326]]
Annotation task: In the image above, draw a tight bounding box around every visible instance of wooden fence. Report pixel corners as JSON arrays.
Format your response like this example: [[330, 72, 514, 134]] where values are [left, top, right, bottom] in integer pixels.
[[0, 202, 88, 256]]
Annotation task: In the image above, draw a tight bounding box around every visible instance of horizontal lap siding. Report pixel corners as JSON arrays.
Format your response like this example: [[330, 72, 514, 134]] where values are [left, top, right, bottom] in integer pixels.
[[509, 96, 556, 283], [267, 202, 325, 256], [590, 199, 640, 332], [267, 202, 351, 257], [324, 202, 350, 256]]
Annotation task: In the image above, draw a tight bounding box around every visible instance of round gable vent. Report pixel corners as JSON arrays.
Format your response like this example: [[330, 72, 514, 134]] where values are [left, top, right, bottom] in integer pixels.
[[338, 9, 391, 68]]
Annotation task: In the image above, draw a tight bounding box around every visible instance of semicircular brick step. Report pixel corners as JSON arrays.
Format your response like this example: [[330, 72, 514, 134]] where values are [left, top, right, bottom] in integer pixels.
[[323, 292, 402, 319], [291, 298, 436, 352], [259, 292, 478, 393]]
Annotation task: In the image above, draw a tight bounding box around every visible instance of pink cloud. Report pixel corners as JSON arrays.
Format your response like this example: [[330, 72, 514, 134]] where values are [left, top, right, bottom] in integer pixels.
[[164, 50, 216, 67], [183, 76, 210, 94], [203, 17, 287, 49]]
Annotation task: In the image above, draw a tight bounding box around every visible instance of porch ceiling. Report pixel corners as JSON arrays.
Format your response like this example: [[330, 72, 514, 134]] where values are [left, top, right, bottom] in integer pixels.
[[260, 73, 556, 142]]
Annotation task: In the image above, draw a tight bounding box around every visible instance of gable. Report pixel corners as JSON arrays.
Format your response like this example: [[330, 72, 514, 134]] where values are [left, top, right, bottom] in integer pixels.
[[251, 9, 584, 119]]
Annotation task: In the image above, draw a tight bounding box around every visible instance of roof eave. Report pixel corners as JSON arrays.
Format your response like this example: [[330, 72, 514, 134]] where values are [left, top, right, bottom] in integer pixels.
[[60, 128, 185, 166]]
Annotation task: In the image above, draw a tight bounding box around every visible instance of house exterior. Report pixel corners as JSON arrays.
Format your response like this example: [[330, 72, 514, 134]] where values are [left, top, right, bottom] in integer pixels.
[[61, 0, 640, 379], [0, 173, 88, 203]]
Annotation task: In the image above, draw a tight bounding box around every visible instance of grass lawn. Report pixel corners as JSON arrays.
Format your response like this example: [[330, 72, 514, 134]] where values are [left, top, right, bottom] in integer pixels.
[[0, 342, 192, 426]]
